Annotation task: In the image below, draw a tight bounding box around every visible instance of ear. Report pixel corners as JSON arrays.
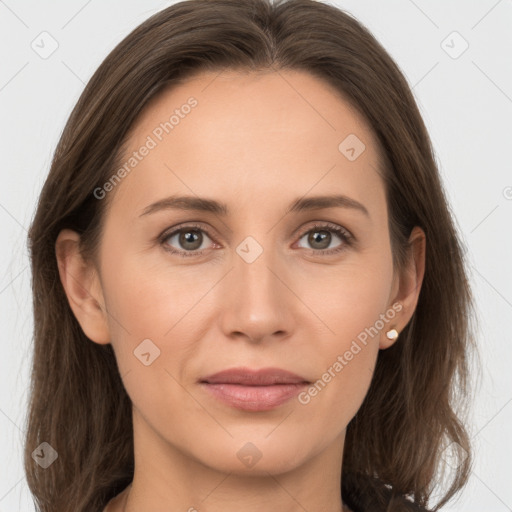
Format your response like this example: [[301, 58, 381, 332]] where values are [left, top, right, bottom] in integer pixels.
[[55, 229, 110, 345], [380, 226, 426, 349]]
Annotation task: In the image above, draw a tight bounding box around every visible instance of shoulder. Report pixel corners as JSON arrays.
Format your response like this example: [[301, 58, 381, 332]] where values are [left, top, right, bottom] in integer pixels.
[[102, 488, 128, 512], [350, 496, 431, 512], [342, 473, 432, 512]]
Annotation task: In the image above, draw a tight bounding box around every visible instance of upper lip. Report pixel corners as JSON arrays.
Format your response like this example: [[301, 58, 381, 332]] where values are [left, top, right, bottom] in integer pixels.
[[200, 367, 310, 386]]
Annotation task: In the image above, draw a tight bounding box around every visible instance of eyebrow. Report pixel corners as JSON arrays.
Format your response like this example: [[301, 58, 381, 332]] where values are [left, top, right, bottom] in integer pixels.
[[139, 194, 370, 218]]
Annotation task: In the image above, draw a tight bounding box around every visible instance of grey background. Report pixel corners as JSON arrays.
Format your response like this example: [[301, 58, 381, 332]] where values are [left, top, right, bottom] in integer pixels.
[[1, 0, 511, 510]]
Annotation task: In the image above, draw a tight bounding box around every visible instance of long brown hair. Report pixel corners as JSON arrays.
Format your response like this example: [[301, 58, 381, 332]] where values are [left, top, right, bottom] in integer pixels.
[[24, 0, 477, 510]]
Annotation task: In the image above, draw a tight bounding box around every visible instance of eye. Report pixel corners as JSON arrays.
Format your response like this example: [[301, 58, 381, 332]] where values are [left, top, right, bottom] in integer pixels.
[[159, 223, 217, 257], [158, 221, 354, 258], [295, 223, 353, 255]]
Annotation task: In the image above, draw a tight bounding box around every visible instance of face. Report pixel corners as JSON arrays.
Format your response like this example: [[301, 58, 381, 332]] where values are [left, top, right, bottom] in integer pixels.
[[61, 69, 419, 478]]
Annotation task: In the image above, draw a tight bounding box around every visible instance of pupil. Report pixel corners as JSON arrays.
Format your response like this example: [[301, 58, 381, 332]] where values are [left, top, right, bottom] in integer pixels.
[[309, 230, 330, 249], [180, 230, 201, 250]]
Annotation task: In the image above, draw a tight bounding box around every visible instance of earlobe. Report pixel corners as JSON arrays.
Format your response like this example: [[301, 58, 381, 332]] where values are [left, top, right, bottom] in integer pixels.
[[380, 226, 426, 350], [380, 325, 400, 350], [55, 229, 111, 345]]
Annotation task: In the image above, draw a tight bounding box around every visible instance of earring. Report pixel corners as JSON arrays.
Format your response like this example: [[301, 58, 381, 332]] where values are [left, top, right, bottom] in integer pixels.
[[386, 328, 399, 341]]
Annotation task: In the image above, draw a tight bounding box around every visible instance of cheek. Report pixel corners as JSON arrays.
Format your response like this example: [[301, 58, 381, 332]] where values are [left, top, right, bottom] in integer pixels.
[[101, 250, 222, 381], [101, 258, 206, 423], [103, 245, 208, 335], [297, 252, 394, 343], [103, 231, 392, 396], [294, 255, 393, 417]]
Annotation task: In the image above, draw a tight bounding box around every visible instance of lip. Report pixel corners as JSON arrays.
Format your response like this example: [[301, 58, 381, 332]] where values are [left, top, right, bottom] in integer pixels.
[[199, 367, 310, 412]]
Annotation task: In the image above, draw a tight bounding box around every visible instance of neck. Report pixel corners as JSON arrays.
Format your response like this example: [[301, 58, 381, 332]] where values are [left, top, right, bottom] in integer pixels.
[[121, 410, 348, 512]]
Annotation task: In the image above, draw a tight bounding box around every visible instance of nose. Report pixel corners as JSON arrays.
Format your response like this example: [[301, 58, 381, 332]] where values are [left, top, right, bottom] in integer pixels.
[[218, 240, 295, 344]]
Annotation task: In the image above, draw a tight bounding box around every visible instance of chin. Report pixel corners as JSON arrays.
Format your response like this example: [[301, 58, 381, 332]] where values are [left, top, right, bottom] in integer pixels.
[[189, 434, 314, 476]]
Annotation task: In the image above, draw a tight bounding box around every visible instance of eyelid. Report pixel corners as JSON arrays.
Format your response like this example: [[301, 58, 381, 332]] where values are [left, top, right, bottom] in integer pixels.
[[158, 220, 355, 257], [158, 222, 219, 252], [293, 221, 354, 255], [295, 221, 353, 241]]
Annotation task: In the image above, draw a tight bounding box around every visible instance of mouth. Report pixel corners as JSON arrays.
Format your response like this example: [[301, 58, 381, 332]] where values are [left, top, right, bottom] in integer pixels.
[[199, 367, 310, 412]]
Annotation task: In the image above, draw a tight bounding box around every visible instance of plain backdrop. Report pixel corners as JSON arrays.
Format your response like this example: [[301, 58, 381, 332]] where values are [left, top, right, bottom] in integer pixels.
[[1, 0, 511, 510]]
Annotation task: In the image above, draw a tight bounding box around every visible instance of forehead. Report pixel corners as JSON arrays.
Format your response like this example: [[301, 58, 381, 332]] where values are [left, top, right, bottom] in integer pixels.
[[108, 69, 385, 217]]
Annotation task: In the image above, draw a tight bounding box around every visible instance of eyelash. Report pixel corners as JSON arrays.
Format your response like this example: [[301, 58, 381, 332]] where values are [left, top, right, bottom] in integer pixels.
[[158, 222, 354, 258]]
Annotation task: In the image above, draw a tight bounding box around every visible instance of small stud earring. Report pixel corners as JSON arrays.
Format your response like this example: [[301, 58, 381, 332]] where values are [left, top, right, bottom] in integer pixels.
[[386, 328, 399, 341]]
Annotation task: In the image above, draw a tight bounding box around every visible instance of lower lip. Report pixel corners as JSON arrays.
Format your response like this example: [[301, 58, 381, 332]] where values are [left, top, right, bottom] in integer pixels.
[[201, 383, 308, 411]]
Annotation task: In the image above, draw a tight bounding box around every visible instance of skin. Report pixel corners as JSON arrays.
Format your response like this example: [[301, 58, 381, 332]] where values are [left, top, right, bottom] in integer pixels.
[[56, 69, 425, 512]]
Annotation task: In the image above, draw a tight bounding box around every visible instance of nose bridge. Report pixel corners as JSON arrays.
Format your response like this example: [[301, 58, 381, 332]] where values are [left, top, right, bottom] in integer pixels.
[[220, 233, 292, 341], [239, 243, 276, 298]]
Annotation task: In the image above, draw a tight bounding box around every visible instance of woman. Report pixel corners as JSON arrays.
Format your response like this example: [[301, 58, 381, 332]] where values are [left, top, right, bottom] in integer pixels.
[[24, 0, 476, 510]]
